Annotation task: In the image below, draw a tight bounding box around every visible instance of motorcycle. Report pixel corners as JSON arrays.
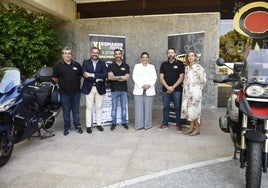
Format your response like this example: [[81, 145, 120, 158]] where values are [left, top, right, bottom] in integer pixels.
[[213, 49, 268, 188], [0, 67, 61, 167]]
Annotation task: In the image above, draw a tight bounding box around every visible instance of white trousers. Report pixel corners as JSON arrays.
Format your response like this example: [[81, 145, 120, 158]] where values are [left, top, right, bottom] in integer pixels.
[[85, 86, 103, 127]]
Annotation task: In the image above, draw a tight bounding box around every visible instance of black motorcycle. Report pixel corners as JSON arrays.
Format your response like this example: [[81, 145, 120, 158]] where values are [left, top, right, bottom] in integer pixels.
[[0, 67, 61, 167], [213, 49, 268, 188]]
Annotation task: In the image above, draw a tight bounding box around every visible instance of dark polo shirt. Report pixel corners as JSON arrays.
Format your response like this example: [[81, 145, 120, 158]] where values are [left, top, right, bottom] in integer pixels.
[[107, 62, 130, 92], [52, 60, 82, 95], [160, 60, 185, 92]]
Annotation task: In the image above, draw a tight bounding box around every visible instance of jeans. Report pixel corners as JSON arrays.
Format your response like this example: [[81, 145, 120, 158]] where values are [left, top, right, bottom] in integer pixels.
[[111, 91, 127, 124], [60, 92, 81, 131], [162, 91, 182, 126]]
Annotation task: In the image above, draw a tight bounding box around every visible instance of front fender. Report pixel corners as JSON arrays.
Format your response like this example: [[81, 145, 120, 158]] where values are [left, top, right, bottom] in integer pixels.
[[244, 130, 267, 143]]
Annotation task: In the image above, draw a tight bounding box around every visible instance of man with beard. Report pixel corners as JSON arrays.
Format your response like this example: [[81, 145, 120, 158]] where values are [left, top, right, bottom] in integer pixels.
[[158, 48, 185, 132], [81, 47, 108, 134], [107, 49, 130, 131]]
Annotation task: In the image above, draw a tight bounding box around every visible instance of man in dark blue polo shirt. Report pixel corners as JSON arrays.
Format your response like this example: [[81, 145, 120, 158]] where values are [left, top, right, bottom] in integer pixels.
[[52, 47, 83, 136], [159, 48, 185, 132], [107, 49, 130, 131]]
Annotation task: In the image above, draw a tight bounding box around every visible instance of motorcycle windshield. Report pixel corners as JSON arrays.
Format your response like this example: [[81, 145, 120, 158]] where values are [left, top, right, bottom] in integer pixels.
[[244, 49, 268, 83], [0, 68, 21, 94]]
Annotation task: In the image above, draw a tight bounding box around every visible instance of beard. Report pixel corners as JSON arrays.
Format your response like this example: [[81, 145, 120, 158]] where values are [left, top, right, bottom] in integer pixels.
[[91, 55, 99, 60], [115, 56, 122, 61], [168, 55, 175, 62]]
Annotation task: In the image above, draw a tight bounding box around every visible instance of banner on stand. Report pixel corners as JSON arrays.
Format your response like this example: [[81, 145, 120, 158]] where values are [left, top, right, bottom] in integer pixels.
[[168, 31, 205, 63], [89, 34, 126, 67]]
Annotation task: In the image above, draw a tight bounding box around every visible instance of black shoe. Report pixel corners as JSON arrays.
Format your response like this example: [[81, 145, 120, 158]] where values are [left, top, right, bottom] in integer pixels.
[[122, 124, 129, 130], [110, 124, 116, 131], [76, 127, 83, 134], [96, 125, 104, 132], [63, 129, 70, 136], [87, 127, 92, 134]]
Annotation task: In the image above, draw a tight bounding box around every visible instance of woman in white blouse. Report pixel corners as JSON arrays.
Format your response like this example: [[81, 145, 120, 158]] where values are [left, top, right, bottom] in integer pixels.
[[132, 52, 157, 130]]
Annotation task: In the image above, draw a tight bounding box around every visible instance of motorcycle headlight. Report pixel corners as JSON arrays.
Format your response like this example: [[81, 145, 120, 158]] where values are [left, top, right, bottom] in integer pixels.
[[245, 85, 264, 97], [0, 98, 16, 112]]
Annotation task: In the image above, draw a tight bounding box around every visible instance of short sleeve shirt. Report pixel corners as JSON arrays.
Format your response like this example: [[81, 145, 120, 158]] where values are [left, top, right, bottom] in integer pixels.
[[52, 60, 82, 95], [107, 62, 130, 92], [160, 60, 185, 92]]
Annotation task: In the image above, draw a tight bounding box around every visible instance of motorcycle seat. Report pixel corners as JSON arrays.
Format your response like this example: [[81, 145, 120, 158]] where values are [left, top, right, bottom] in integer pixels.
[[36, 84, 52, 105]]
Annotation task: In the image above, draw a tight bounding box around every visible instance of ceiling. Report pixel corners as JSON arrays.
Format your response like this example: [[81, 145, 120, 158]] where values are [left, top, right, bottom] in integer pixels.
[[74, 0, 256, 19]]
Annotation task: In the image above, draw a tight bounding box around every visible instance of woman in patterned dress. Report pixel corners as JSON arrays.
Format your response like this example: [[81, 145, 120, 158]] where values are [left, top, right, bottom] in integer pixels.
[[181, 51, 207, 136]]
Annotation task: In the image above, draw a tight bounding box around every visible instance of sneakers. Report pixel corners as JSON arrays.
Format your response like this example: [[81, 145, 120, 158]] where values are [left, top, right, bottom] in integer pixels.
[[158, 125, 168, 130], [110, 124, 116, 131], [97, 125, 104, 132], [87, 126, 104, 133], [64, 127, 83, 135], [177, 125, 183, 132], [110, 124, 128, 130], [76, 127, 83, 134], [87, 127, 92, 134], [122, 124, 129, 130], [63, 129, 70, 136]]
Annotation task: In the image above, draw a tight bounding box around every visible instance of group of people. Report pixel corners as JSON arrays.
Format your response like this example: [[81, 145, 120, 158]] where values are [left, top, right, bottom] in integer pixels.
[[52, 46, 206, 136]]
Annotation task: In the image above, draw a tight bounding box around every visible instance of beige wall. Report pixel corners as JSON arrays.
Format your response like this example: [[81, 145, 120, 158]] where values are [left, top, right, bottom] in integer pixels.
[[65, 13, 220, 108]]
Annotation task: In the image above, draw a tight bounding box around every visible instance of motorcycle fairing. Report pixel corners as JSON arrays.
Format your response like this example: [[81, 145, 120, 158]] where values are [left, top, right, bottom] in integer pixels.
[[0, 86, 20, 106], [0, 121, 13, 135], [0, 69, 21, 106], [227, 91, 239, 122], [239, 97, 268, 119]]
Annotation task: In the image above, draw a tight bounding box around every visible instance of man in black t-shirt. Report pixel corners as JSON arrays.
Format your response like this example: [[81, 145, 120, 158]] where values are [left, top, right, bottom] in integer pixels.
[[107, 49, 130, 131], [52, 47, 83, 136], [158, 48, 185, 132]]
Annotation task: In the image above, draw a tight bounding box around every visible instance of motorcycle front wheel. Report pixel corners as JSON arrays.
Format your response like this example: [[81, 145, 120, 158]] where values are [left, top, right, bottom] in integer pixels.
[[246, 141, 262, 188], [0, 132, 14, 167]]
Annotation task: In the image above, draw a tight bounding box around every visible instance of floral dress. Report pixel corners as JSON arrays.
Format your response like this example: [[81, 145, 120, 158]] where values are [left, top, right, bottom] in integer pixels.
[[181, 63, 207, 122]]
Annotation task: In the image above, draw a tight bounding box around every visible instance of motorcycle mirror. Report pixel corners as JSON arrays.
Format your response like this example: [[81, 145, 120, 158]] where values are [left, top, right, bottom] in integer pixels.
[[216, 58, 225, 66], [216, 58, 234, 70]]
